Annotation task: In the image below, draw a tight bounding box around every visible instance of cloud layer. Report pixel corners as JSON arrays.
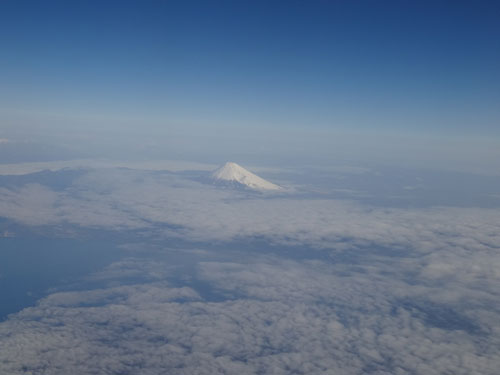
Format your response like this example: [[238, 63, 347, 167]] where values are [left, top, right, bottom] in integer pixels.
[[1, 168, 499, 253], [1, 255, 499, 375], [1, 166, 500, 374]]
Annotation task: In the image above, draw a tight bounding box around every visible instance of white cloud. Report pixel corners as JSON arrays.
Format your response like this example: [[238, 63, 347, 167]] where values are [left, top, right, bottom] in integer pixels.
[[0, 184, 60, 226], [0, 257, 499, 374], [1, 167, 500, 373], [1, 167, 499, 258]]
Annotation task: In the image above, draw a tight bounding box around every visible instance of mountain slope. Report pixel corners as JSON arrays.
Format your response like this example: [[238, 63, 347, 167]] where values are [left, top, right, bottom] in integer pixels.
[[211, 162, 281, 191]]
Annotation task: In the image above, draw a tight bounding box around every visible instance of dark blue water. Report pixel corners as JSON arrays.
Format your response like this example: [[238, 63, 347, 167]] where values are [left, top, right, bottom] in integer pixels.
[[0, 236, 123, 320]]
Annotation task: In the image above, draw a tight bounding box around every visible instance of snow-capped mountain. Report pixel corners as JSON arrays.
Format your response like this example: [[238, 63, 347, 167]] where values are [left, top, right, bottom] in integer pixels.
[[211, 162, 282, 191]]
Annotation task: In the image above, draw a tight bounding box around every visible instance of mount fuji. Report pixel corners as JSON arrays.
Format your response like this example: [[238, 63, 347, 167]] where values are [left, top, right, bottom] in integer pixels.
[[211, 162, 282, 191]]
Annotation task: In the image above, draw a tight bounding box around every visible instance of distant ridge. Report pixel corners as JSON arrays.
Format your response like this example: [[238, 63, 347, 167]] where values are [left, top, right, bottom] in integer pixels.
[[211, 162, 281, 191]]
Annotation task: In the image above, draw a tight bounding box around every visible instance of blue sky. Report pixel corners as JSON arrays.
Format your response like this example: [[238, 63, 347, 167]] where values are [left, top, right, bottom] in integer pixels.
[[1, 1, 499, 163]]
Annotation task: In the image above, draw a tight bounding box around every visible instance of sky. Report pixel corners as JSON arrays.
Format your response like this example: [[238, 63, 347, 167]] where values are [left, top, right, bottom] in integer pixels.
[[1, 0, 499, 167]]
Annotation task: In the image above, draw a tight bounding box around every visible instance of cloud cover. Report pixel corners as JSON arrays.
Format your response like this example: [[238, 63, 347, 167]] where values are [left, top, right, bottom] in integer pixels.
[[1, 255, 499, 375], [1, 167, 499, 252], [0, 166, 499, 374]]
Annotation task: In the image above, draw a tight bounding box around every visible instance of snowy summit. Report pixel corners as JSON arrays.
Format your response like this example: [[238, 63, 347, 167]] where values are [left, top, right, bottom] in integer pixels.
[[211, 162, 281, 191]]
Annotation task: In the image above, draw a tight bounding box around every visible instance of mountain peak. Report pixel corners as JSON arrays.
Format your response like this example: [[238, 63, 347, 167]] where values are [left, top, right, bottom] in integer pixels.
[[212, 162, 281, 191]]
